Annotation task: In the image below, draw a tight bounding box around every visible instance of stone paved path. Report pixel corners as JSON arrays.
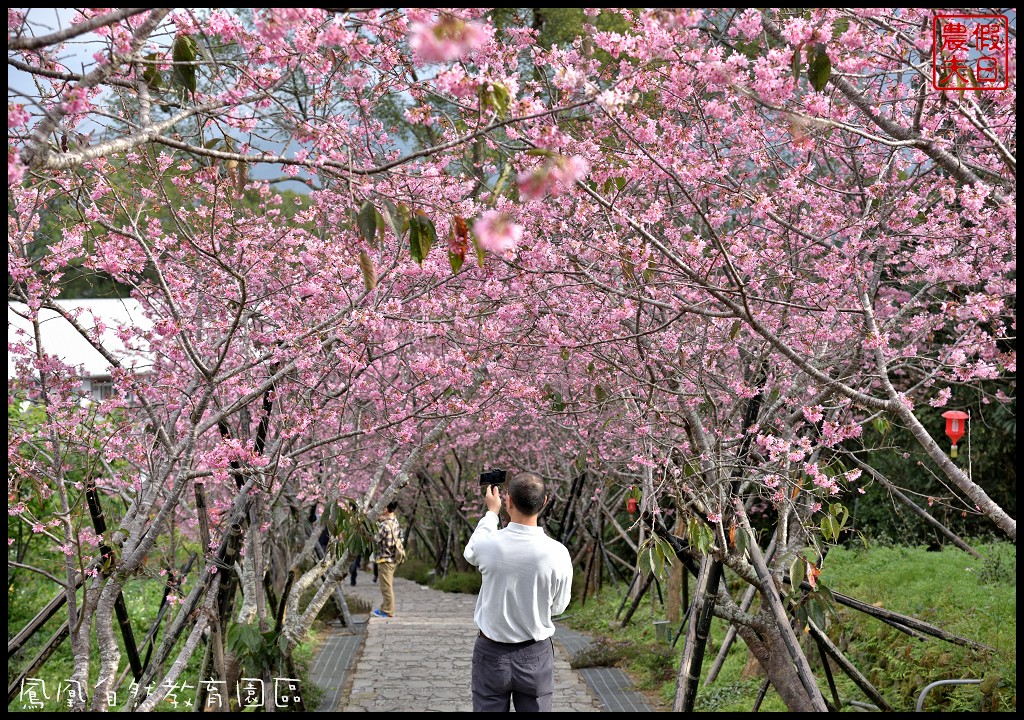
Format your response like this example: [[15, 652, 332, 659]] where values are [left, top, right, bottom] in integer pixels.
[[336, 576, 599, 712]]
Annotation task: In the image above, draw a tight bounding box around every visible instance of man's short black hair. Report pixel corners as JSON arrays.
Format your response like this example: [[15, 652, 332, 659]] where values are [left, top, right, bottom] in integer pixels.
[[508, 472, 545, 516], [387, 499, 399, 513]]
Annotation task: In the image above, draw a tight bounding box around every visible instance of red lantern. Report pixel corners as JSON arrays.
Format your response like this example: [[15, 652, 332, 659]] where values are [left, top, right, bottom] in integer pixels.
[[941, 410, 970, 458], [627, 497, 637, 514]]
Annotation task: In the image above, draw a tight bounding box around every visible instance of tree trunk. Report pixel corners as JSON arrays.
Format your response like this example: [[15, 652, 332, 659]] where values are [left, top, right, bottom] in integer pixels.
[[733, 621, 824, 713], [738, 508, 828, 711], [91, 581, 122, 710]]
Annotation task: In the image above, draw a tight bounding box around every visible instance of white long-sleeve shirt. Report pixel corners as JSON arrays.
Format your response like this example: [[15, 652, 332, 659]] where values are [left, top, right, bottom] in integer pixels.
[[463, 511, 573, 643]]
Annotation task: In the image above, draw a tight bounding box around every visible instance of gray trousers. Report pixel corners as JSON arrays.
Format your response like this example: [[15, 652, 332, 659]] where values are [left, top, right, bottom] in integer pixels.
[[471, 634, 555, 712]]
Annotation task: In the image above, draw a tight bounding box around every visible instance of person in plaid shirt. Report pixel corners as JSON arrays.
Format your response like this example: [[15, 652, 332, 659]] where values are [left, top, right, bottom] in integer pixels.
[[372, 499, 403, 618]]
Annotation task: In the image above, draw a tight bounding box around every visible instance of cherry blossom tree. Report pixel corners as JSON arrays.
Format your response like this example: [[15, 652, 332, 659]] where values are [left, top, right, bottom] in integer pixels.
[[9, 7, 1014, 712]]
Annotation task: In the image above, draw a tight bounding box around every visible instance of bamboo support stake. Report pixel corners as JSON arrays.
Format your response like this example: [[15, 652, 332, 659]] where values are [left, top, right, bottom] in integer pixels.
[[129, 481, 258, 710], [615, 572, 640, 619], [86, 479, 142, 680], [191, 641, 212, 711], [814, 634, 841, 710], [618, 573, 655, 627], [752, 676, 771, 711], [7, 579, 79, 657], [673, 555, 723, 712], [217, 523, 244, 624], [807, 618, 893, 711], [735, 505, 828, 712], [136, 575, 220, 712], [195, 483, 228, 707]]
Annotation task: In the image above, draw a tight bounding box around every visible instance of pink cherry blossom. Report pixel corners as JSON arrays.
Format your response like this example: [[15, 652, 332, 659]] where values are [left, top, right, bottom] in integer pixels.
[[409, 16, 487, 64], [8, 103, 30, 128], [473, 211, 522, 257], [8, 149, 24, 185], [517, 155, 589, 200]]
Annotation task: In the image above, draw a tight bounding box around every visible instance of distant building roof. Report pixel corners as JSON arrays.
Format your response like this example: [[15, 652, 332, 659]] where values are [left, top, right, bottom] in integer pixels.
[[8, 299, 153, 380]]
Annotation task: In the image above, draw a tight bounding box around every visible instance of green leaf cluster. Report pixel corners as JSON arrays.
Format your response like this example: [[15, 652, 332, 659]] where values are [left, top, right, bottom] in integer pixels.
[[686, 516, 715, 555], [819, 502, 849, 543], [323, 501, 376, 560], [226, 621, 281, 674], [638, 534, 676, 581], [171, 33, 199, 97]]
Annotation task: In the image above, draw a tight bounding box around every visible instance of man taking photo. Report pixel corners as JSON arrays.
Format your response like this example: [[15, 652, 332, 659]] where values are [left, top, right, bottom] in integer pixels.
[[463, 471, 573, 712]]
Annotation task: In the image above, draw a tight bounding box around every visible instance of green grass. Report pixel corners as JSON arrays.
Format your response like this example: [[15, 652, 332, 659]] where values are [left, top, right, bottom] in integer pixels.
[[560, 541, 1016, 712], [8, 565, 198, 712]]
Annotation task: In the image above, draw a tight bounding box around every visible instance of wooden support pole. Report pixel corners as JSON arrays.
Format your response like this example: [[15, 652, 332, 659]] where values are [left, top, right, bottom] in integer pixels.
[[752, 677, 771, 711], [579, 541, 596, 607], [264, 572, 279, 622], [618, 573, 655, 628], [114, 597, 142, 679], [128, 484, 258, 710], [275, 570, 296, 632], [86, 479, 142, 680], [195, 482, 228, 706], [7, 620, 69, 703], [7, 580, 78, 657], [114, 552, 198, 692], [191, 641, 212, 711], [814, 632, 842, 711], [670, 601, 693, 648], [615, 573, 640, 620], [704, 536, 777, 685], [807, 618, 893, 711], [217, 523, 243, 624], [557, 472, 586, 544]]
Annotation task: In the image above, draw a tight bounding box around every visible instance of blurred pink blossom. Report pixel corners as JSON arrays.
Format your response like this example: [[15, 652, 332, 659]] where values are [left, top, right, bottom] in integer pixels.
[[517, 155, 589, 200], [8, 103, 30, 128], [473, 211, 522, 257], [410, 16, 486, 63], [9, 150, 25, 186]]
